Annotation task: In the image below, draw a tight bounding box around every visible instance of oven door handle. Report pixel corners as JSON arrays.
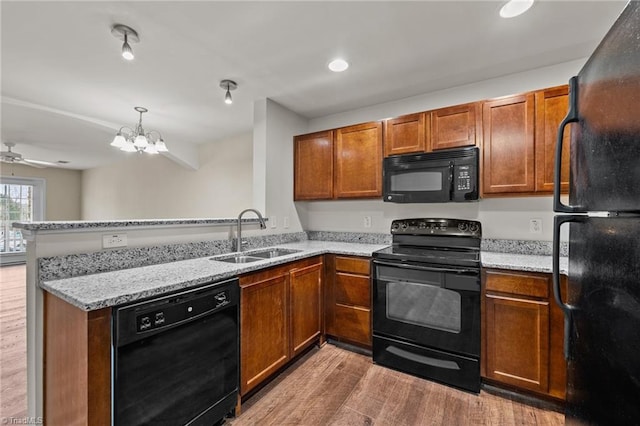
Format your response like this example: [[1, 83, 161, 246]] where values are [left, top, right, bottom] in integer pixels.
[[373, 259, 477, 275]]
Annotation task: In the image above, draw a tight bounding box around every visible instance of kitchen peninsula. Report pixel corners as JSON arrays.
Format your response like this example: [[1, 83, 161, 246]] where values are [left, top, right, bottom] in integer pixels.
[[15, 219, 568, 425]]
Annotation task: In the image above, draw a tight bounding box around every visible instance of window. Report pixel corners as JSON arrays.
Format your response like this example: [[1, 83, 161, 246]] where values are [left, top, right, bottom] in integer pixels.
[[0, 177, 45, 265]]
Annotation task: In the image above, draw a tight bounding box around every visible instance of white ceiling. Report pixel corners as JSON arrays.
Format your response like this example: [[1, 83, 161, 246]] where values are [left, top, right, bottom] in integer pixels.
[[1, 1, 627, 170]]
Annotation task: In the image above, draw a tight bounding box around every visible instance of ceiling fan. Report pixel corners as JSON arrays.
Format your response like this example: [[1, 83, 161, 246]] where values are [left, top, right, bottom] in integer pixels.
[[1, 142, 61, 168]]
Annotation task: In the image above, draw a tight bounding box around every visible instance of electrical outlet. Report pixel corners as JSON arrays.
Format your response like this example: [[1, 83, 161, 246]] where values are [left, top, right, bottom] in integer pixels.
[[283, 216, 290, 229], [103, 234, 128, 249], [363, 216, 372, 228], [270, 215, 277, 229], [529, 219, 542, 234]]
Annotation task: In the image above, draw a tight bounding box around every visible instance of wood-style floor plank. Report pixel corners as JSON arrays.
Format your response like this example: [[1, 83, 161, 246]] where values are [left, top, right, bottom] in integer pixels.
[[231, 344, 564, 426], [0, 265, 27, 419]]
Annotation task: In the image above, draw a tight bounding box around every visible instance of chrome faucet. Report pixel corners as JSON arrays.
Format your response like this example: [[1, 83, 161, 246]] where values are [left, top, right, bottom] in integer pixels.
[[236, 208, 267, 252]]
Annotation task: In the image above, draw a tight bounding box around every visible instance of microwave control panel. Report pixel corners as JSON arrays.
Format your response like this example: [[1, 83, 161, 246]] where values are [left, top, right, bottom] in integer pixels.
[[455, 165, 472, 191]]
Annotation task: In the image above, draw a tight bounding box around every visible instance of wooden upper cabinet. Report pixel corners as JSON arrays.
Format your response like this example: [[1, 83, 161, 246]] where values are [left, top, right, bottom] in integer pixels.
[[334, 122, 383, 199], [482, 93, 536, 195], [384, 112, 428, 156], [294, 131, 334, 200], [431, 102, 479, 150], [535, 85, 570, 193]]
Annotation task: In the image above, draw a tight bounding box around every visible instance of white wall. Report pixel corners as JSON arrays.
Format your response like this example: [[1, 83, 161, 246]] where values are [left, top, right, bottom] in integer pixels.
[[254, 99, 309, 233], [1, 163, 82, 220], [82, 132, 253, 220], [295, 59, 587, 241]]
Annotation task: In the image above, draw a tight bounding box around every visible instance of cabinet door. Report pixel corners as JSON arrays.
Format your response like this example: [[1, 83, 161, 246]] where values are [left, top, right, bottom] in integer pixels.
[[384, 112, 428, 156], [431, 102, 479, 150], [290, 262, 323, 357], [335, 122, 383, 198], [535, 86, 570, 193], [240, 273, 289, 396], [485, 293, 550, 394], [294, 131, 334, 200], [482, 93, 535, 195]]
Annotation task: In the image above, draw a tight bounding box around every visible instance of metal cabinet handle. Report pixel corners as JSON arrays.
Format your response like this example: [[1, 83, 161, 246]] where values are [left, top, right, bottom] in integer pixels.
[[554, 76, 580, 213]]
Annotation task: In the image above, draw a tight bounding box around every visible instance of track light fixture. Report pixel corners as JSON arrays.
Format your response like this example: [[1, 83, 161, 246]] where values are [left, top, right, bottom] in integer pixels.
[[110, 107, 168, 154], [220, 80, 238, 104], [111, 24, 139, 61]]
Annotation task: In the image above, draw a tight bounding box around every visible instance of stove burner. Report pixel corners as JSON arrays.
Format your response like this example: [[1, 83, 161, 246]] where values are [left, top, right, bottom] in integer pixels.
[[374, 218, 482, 268]]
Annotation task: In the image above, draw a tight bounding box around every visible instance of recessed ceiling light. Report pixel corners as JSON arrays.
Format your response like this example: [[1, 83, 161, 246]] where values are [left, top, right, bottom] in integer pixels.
[[499, 0, 534, 18], [328, 59, 349, 72]]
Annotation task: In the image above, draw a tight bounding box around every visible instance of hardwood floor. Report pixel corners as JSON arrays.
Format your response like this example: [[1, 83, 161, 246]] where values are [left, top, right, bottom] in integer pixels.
[[0, 265, 27, 420], [232, 344, 564, 426]]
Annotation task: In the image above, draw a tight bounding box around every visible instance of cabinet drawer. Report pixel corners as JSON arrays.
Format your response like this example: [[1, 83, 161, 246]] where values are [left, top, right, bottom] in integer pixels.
[[485, 270, 549, 299], [335, 273, 370, 308], [335, 256, 370, 275], [333, 305, 371, 346]]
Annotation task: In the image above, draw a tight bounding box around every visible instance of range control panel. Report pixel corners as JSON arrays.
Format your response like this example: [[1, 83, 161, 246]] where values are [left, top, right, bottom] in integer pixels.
[[390, 218, 481, 237]]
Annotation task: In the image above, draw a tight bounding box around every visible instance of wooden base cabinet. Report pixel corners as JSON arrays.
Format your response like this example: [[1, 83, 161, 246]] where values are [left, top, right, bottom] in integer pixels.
[[240, 256, 323, 396], [44, 292, 111, 426], [482, 269, 567, 400], [290, 262, 323, 357], [324, 255, 372, 348]]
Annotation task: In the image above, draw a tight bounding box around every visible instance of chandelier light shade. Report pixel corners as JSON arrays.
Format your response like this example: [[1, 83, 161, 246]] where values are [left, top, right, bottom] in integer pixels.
[[111, 24, 139, 61], [111, 107, 168, 155], [220, 79, 238, 104]]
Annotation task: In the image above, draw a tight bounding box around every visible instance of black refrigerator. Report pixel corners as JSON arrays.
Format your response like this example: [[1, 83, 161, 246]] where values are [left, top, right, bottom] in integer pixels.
[[552, 1, 640, 425]]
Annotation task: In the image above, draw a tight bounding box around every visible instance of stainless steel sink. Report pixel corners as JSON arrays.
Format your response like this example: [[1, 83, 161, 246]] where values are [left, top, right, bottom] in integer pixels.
[[210, 254, 263, 264], [249, 248, 302, 259], [210, 248, 302, 263]]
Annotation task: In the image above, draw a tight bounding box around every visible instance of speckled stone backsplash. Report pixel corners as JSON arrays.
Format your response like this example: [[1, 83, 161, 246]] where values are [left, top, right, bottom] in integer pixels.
[[39, 232, 307, 281], [307, 231, 391, 245], [482, 239, 568, 256]]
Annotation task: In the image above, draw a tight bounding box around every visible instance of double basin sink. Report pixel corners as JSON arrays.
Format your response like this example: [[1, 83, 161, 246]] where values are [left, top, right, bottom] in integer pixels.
[[210, 248, 302, 264]]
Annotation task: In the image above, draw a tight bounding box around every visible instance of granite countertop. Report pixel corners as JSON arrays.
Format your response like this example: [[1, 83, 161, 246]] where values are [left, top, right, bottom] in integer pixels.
[[41, 238, 569, 312], [13, 217, 266, 231], [41, 240, 388, 311], [482, 251, 568, 275]]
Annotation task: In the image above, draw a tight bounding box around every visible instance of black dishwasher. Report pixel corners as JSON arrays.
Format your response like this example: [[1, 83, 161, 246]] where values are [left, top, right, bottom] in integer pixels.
[[113, 278, 239, 426]]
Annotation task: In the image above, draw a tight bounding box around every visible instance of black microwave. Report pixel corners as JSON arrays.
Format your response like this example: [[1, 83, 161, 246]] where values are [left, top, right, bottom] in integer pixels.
[[382, 147, 479, 203]]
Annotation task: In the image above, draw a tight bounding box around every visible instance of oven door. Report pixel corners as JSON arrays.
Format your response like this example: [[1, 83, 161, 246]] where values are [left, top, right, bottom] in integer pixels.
[[372, 259, 480, 357], [382, 156, 452, 203]]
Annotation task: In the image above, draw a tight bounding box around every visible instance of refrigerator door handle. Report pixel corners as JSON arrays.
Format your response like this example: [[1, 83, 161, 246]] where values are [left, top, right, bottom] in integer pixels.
[[554, 76, 580, 213], [553, 214, 582, 360]]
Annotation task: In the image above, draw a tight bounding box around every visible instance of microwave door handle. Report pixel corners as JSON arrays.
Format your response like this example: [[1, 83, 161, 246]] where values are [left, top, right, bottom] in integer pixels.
[[373, 260, 476, 275], [554, 76, 580, 213]]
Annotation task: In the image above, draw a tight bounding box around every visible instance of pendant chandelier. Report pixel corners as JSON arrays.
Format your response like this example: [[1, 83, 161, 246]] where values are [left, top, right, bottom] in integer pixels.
[[110, 107, 168, 154]]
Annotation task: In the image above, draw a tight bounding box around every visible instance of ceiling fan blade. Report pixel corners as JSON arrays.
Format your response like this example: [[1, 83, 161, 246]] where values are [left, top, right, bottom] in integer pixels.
[[20, 159, 49, 168]]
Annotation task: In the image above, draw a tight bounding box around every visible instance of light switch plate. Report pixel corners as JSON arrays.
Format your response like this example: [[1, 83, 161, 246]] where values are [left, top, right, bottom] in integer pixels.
[[270, 215, 277, 229], [283, 216, 290, 229]]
